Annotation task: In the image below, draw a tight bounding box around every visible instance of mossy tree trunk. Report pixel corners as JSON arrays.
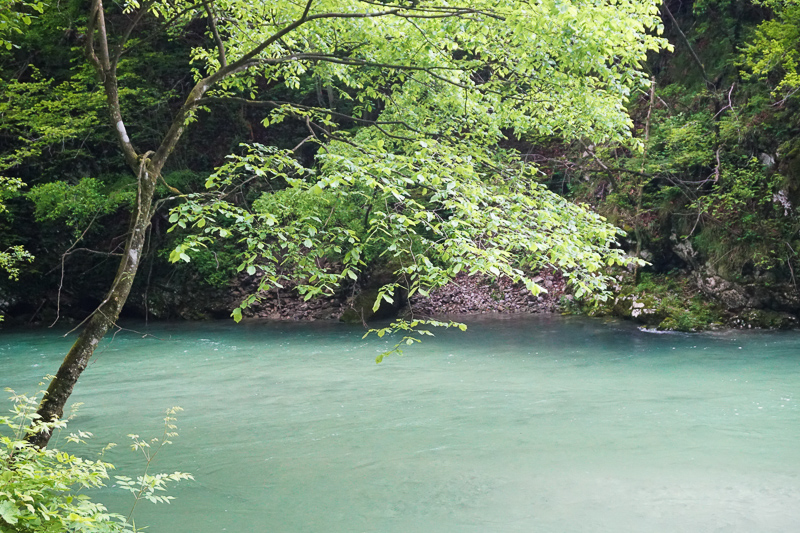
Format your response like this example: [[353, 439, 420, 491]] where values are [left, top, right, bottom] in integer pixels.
[[28, 0, 182, 448], [27, 162, 157, 447]]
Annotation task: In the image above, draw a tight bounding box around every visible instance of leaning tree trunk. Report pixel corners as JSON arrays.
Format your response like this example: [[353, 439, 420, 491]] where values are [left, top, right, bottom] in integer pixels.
[[26, 0, 319, 448], [27, 164, 157, 448], [25, 0, 165, 448], [24, 0, 220, 447]]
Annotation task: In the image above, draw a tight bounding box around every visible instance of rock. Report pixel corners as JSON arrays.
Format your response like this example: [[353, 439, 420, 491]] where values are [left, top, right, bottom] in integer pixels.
[[731, 309, 798, 329], [671, 235, 700, 269]]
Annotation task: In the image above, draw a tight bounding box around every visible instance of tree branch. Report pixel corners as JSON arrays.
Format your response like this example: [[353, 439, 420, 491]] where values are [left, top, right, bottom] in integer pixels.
[[150, 6, 410, 171], [198, 96, 423, 132], [301, 0, 314, 20], [202, 0, 227, 68], [662, 5, 714, 90], [86, 0, 139, 171], [84, 0, 104, 76], [111, 0, 154, 70]]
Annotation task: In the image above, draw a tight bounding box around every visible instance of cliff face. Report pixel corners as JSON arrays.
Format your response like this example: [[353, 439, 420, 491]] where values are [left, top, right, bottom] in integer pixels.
[[581, 237, 800, 332]]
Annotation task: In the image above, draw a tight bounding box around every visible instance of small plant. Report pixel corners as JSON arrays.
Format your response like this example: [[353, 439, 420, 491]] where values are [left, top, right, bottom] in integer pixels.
[[114, 407, 193, 531], [0, 387, 191, 532]]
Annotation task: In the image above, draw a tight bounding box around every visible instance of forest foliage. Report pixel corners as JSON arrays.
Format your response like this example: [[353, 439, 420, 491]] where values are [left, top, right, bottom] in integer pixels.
[[0, 0, 669, 325], [0, 0, 798, 332], [530, 0, 800, 330]]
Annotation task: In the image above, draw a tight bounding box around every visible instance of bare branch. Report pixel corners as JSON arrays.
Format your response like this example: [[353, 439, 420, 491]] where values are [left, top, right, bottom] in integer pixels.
[[662, 5, 714, 90], [112, 1, 154, 70], [92, 0, 112, 71], [85, 0, 104, 76], [86, 0, 139, 170], [301, 0, 314, 20], [712, 83, 736, 119], [292, 134, 316, 152], [579, 140, 616, 182]]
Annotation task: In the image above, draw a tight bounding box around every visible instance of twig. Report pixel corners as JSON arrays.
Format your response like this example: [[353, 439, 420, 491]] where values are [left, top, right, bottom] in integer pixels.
[[291, 135, 316, 152], [713, 83, 736, 119], [50, 213, 101, 327], [662, 4, 715, 90], [787, 242, 798, 290], [28, 300, 47, 324]]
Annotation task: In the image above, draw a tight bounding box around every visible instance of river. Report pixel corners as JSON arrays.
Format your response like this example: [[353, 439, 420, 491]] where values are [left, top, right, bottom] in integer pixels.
[[2, 315, 800, 532]]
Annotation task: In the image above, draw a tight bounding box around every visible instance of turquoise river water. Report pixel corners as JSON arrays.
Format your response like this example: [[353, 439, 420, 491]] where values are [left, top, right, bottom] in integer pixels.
[[2, 315, 800, 532]]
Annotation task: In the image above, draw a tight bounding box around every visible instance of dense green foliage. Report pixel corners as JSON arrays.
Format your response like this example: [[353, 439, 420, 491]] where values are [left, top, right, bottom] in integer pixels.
[[0, 176, 33, 320], [0, 0, 44, 50], [1, 0, 799, 331], [0, 391, 190, 532], [532, 0, 800, 327], [156, 0, 666, 323], [744, 0, 800, 99], [0, 0, 669, 325]]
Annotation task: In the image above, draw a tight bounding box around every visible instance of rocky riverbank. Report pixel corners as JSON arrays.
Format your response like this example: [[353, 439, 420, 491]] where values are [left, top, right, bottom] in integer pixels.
[[408, 271, 567, 317], [125, 262, 800, 330], [143, 270, 568, 323], [6, 256, 798, 332]]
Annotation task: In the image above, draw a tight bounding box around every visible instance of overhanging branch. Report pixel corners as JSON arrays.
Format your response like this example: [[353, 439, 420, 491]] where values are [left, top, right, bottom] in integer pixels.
[[197, 96, 424, 133]]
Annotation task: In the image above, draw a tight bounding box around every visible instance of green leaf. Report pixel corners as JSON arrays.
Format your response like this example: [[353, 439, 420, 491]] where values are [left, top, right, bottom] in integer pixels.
[[0, 501, 20, 525]]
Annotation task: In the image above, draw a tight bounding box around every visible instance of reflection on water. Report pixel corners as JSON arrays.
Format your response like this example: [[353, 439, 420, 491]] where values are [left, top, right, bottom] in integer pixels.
[[2, 315, 800, 532]]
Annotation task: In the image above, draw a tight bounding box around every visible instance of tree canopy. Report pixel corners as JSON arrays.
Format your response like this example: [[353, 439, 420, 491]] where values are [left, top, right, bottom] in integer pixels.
[[164, 0, 667, 316], [0, 0, 669, 446]]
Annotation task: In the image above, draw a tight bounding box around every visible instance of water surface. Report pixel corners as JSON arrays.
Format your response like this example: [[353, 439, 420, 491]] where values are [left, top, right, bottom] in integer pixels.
[[2, 315, 799, 532]]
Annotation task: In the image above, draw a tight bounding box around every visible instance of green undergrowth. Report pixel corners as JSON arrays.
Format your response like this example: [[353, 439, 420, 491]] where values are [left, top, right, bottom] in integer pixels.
[[0, 389, 191, 533]]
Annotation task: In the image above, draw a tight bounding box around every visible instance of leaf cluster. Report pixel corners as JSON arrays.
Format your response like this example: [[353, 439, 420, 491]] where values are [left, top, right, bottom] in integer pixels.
[[0, 390, 191, 533]]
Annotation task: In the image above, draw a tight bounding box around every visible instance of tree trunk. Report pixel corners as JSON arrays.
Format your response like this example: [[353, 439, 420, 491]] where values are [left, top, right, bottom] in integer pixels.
[[25, 0, 333, 448], [28, 163, 157, 448], [27, 0, 177, 448]]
